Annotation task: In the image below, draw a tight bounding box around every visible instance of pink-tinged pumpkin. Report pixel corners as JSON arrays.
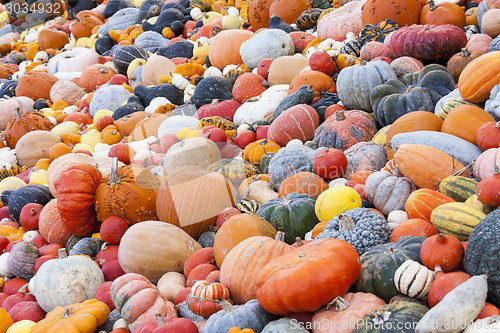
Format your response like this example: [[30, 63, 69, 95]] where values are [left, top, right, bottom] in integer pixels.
[[289, 31, 316, 53], [390, 56, 424, 78], [8, 301, 46, 323], [466, 34, 493, 54], [314, 110, 377, 151], [360, 41, 395, 61], [311, 292, 386, 333], [193, 100, 241, 121], [473, 147, 500, 180], [110, 273, 177, 330], [232, 73, 268, 104], [38, 199, 72, 246], [384, 24, 468, 60], [317, 1, 364, 41], [267, 104, 319, 146]]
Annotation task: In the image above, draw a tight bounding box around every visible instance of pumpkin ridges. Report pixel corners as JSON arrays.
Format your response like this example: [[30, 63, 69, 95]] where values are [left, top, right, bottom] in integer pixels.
[[458, 51, 500, 103]]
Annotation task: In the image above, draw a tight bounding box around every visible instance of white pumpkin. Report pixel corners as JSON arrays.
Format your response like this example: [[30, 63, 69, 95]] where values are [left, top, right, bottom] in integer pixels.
[[30, 249, 105, 312], [0, 252, 13, 277], [53, 71, 82, 81], [23, 230, 39, 242], [47, 47, 101, 74], [89, 84, 131, 117], [394, 260, 435, 299], [233, 85, 289, 125], [203, 66, 223, 78], [0, 148, 17, 168], [157, 115, 199, 140], [162, 137, 222, 175], [387, 210, 409, 230], [0, 176, 26, 194], [240, 29, 295, 70]]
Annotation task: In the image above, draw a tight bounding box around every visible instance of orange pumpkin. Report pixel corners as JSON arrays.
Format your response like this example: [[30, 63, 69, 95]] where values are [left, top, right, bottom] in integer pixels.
[[114, 112, 148, 137], [390, 218, 439, 242], [207, 30, 254, 70], [71, 13, 104, 40], [242, 139, 280, 165], [394, 144, 468, 190], [405, 189, 455, 221], [49, 142, 72, 161], [268, 0, 312, 24], [102, 125, 123, 145], [248, 0, 275, 30], [458, 51, 500, 103], [278, 171, 328, 199], [127, 114, 168, 142], [287, 70, 336, 103], [386, 111, 443, 159], [37, 28, 69, 50], [15, 71, 59, 100], [79, 64, 117, 93], [447, 48, 484, 83], [440, 105, 495, 145], [0, 63, 15, 79], [3, 111, 55, 149], [213, 213, 277, 267], [361, 0, 421, 27], [420, 0, 466, 27]]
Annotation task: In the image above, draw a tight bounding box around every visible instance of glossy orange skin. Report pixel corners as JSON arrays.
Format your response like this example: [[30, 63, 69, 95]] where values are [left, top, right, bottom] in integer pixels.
[[255, 238, 361, 315], [405, 189, 455, 221]]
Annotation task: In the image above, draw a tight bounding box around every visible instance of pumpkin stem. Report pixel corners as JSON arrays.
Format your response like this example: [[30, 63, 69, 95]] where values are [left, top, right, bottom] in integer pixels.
[[495, 165, 500, 175], [275, 231, 285, 242], [155, 313, 166, 326], [108, 157, 121, 185], [62, 306, 72, 318], [391, 165, 402, 177], [325, 296, 350, 311], [286, 164, 297, 178], [434, 265, 443, 273], [220, 300, 235, 313], [383, 247, 397, 255], [461, 48, 471, 57], [295, 237, 304, 246], [335, 110, 346, 121], [58, 248, 68, 259], [428, 0, 437, 11], [306, 85, 314, 93], [372, 310, 391, 325], [338, 215, 355, 231]]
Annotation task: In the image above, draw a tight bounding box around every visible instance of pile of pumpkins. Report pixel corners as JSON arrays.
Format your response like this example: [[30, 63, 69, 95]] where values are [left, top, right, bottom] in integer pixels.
[[0, 0, 499, 331]]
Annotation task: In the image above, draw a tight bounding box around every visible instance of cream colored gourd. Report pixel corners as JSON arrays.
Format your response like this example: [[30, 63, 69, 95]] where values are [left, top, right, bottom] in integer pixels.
[[0, 176, 26, 194], [0, 252, 13, 277], [415, 275, 488, 333], [0, 148, 17, 168], [30, 249, 105, 312], [243, 180, 278, 205], [240, 29, 295, 70], [233, 85, 290, 125], [141, 54, 176, 86], [51, 121, 80, 138], [157, 271, 186, 302], [394, 260, 435, 300], [387, 210, 409, 230], [464, 316, 500, 332], [162, 137, 222, 175], [15, 130, 62, 168], [157, 115, 199, 139]]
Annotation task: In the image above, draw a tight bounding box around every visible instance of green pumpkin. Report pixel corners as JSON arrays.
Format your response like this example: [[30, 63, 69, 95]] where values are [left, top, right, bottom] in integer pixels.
[[260, 152, 277, 174], [353, 236, 426, 303], [352, 301, 429, 333], [359, 19, 400, 45], [257, 192, 319, 244], [371, 64, 456, 126], [237, 200, 260, 214], [296, 8, 324, 30], [209, 158, 259, 185], [0, 164, 27, 180]]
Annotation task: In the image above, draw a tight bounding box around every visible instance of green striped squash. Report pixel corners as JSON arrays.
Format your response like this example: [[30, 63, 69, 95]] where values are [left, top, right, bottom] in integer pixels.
[[438, 176, 478, 202], [0, 165, 27, 181], [430, 202, 486, 241], [236, 199, 260, 214], [438, 99, 473, 120], [296, 8, 324, 30]]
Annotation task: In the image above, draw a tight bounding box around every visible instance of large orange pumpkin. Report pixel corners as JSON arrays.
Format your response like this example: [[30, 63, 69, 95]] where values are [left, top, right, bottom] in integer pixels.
[[248, 0, 275, 30], [394, 144, 468, 190], [361, 0, 421, 27], [156, 166, 238, 239], [268, 0, 312, 24], [219, 232, 292, 304], [287, 70, 336, 103], [15, 71, 59, 100], [420, 0, 466, 27], [38, 199, 72, 246], [127, 114, 169, 142], [37, 29, 69, 50], [458, 51, 500, 103], [207, 30, 254, 70], [440, 105, 495, 145], [213, 213, 277, 267], [386, 111, 443, 159]]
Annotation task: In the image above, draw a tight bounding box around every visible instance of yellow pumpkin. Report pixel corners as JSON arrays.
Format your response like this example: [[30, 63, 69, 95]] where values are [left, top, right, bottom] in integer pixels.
[[6, 320, 35, 333], [80, 129, 103, 148], [315, 186, 362, 221]]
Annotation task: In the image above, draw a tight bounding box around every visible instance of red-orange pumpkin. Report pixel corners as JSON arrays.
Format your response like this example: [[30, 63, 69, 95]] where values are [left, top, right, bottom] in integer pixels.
[[420, 233, 464, 272]]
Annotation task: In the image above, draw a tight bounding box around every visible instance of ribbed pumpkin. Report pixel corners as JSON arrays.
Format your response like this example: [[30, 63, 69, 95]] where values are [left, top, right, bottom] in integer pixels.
[[390, 218, 439, 242], [394, 144, 468, 190], [441, 105, 495, 145], [208, 30, 254, 70], [438, 176, 478, 202], [430, 202, 486, 241], [420, 0, 466, 27], [405, 189, 456, 221], [386, 111, 443, 159], [447, 48, 484, 84], [243, 139, 281, 165], [3, 111, 55, 149], [156, 166, 237, 239], [458, 51, 500, 103], [213, 213, 277, 267], [314, 110, 377, 151], [38, 199, 72, 246], [476, 121, 500, 151], [287, 70, 336, 104], [94, 159, 159, 225], [118, 222, 202, 283], [219, 232, 292, 304], [361, 0, 421, 27], [78, 64, 117, 93], [15, 71, 59, 101]]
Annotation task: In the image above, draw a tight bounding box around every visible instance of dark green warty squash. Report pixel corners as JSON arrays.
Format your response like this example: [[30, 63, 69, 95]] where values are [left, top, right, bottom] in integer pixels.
[[353, 236, 426, 303], [257, 192, 319, 244]]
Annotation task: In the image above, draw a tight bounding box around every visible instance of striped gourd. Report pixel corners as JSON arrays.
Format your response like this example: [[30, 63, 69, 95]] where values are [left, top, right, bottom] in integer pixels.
[[430, 202, 486, 241], [236, 199, 260, 214], [199, 116, 238, 131], [0, 165, 27, 181], [371, 125, 391, 146], [438, 176, 478, 202], [296, 8, 323, 30], [437, 99, 473, 120]]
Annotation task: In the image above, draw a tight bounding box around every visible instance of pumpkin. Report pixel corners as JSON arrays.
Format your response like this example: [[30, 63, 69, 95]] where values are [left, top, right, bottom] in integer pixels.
[[359, 20, 400, 45], [213, 213, 277, 267], [3, 111, 55, 149], [473, 147, 500, 180], [1, 184, 53, 224], [390, 56, 425, 79], [15, 71, 59, 101], [420, 233, 464, 272], [317, 1, 364, 41], [390, 218, 439, 242], [208, 30, 254, 70], [420, 0, 466, 27], [38, 199, 71, 246], [255, 238, 361, 314], [54, 163, 102, 236], [430, 202, 486, 241], [385, 111, 443, 159], [247, 0, 274, 31], [482, 9, 500, 38], [441, 104, 495, 145], [186, 280, 232, 318], [354, 236, 426, 302], [109, 273, 176, 330], [393, 144, 468, 190], [267, 56, 309, 86], [278, 171, 328, 199], [208, 158, 259, 186], [79, 64, 117, 93], [477, 121, 500, 151], [0, 97, 35, 131], [29, 249, 105, 312], [447, 48, 484, 84], [140, 54, 176, 86], [336, 60, 397, 112], [361, 0, 420, 27], [243, 140, 280, 165], [314, 110, 377, 151], [311, 293, 386, 333], [458, 51, 500, 103], [427, 265, 471, 308], [344, 142, 388, 179], [405, 189, 455, 221], [268, 0, 312, 24], [384, 24, 467, 60], [7, 241, 38, 280], [15, 130, 61, 168], [359, 41, 395, 61]]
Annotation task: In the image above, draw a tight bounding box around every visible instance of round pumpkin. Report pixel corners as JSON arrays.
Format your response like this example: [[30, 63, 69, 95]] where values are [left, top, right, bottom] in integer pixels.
[[361, 0, 421, 27], [38, 199, 71, 246], [208, 30, 254, 70], [287, 70, 336, 104], [79, 64, 117, 93], [420, 0, 466, 27], [278, 171, 328, 199], [15, 71, 59, 101]]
